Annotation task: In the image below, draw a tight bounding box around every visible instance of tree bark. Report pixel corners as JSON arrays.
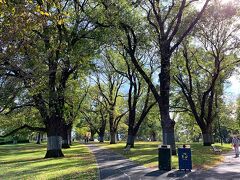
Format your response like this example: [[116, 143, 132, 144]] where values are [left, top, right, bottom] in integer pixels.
[[98, 113, 106, 143], [68, 127, 72, 145], [126, 134, 135, 148], [159, 51, 176, 155], [126, 119, 136, 147], [45, 135, 64, 158], [110, 130, 116, 144], [44, 118, 64, 158], [109, 105, 116, 144], [36, 132, 41, 144], [202, 126, 213, 146], [98, 129, 105, 143], [99, 135, 104, 143], [151, 131, 157, 141], [61, 124, 70, 149], [89, 128, 95, 141]]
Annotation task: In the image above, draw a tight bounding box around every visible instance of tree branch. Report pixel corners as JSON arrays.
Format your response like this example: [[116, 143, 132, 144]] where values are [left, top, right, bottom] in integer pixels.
[[0, 124, 46, 138]]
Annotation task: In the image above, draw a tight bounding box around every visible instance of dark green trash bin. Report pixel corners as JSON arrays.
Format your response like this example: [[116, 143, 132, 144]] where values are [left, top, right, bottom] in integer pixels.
[[158, 145, 171, 171]]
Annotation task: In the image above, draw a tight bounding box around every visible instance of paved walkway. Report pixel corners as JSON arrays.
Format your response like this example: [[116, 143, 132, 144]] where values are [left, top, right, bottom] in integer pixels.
[[183, 150, 240, 180], [87, 144, 240, 180]]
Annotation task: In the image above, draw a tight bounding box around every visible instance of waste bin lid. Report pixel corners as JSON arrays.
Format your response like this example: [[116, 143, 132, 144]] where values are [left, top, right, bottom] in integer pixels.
[[158, 144, 171, 148]]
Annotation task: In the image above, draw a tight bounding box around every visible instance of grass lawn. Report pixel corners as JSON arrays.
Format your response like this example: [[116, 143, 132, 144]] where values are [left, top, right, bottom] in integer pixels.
[[0, 143, 98, 180], [98, 141, 232, 169]]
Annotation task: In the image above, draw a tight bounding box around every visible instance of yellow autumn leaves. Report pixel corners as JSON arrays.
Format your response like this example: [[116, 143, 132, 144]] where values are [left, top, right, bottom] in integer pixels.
[[36, 5, 50, 16]]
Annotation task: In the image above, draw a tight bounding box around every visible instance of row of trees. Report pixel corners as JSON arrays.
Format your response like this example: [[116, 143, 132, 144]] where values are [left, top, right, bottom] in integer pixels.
[[0, 0, 240, 157]]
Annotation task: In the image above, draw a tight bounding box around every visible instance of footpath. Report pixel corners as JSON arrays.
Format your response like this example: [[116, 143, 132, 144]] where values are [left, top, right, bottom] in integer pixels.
[[87, 144, 240, 180], [183, 150, 240, 180]]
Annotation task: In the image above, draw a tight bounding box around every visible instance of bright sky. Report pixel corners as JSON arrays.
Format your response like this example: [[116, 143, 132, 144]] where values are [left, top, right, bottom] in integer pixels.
[[224, 73, 240, 102]]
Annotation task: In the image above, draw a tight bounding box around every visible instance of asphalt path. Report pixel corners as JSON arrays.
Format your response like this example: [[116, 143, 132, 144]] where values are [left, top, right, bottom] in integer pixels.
[[87, 144, 240, 180]]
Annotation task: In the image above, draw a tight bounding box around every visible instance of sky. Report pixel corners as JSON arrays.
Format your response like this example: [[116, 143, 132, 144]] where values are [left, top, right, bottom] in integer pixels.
[[224, 73, 240, 102]]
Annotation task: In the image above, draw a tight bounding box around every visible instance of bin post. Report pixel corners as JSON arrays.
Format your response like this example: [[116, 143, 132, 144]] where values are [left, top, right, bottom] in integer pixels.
[[158, 145, 171, 171]]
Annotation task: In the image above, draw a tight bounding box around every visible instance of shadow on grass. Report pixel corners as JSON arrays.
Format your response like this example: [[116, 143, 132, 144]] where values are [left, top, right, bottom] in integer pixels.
[[0, 143, 97, 180], [0, 157, 45, 165], [3, 158, 96, 177], [50, 168, 97, 180]]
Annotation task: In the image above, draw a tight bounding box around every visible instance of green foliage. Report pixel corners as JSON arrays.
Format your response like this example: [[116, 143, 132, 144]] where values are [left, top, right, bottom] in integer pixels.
[[230, 96, 240, 132], [0, 0, 240, 150], [137, 105, 161, 141], [0, 108, 43, 141], [175, 113, 202, 143]]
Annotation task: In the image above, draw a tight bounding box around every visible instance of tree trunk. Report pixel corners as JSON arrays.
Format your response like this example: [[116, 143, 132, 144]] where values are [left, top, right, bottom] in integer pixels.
[[45, 135, 64, 158], [160, 109, 176, 155], [126, 134, 135, 148], [202, 126, 213, 146], [162, 123, 176, 155], [89, 134, 94, 141], [44, 120, 64, 158], [61, 124, 70, 149], [99, 135, 104, 143], [99, 112, 107, 143], [110, 130, 116, 144], [151, 131, 157, 141], [68, 127, 72, 145], [89, 128, 95, 141], [159, 52, 176, 155], [36, 132, 41, 144], [98, 131, 105, 143], [126, 123, 136, 148]]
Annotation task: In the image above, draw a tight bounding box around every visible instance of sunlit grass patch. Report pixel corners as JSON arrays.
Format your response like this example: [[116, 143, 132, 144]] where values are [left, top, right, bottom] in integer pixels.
[[98, 141, 231, 169], [0, 143, 97, 180]]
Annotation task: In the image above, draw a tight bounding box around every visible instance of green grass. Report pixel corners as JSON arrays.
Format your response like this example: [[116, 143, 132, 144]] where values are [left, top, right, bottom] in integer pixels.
[[98, 141, 232, 169], [0, 143, 98, 180]]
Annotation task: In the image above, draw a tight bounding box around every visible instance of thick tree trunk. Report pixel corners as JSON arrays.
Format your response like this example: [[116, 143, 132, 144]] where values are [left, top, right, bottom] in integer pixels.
[[126, 123, 136, 148], [110, 130, 116, 144], [99, 135, 104, 143], [99, 112, 106, 143], [159, 103, 176, 155], [62, 124, 70, 149], [126, 134, 135, 148], [162, 123, 176, 155], [44, 119, 64, 158], [202, 126, 213, 146], [45, 136, 64, 158], [159, 52, 176, 155], [36, 132, 41, 144], [98, 130, 105, 143]]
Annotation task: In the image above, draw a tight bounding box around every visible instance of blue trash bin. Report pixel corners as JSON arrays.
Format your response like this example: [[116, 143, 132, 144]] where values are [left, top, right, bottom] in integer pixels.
[[178, 145, 192, 171]]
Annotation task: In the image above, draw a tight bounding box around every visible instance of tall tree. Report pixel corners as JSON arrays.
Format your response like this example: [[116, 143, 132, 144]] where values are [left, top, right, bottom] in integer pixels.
[[94, 55, 127, 144], [108, 0, 211, 154], [107, 50, 157, 148], [80, 87, 108, 143], [0, 1, 99, 157], [173, 0, 240, 145]]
